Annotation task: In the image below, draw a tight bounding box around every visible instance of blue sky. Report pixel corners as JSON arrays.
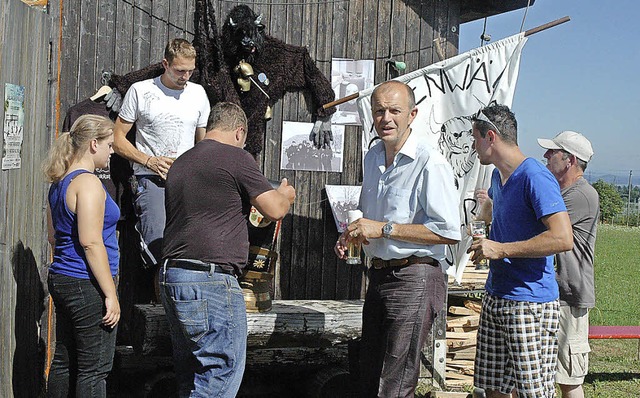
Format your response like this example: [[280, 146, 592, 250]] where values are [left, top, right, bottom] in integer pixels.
[[459, 0, 640, 180]]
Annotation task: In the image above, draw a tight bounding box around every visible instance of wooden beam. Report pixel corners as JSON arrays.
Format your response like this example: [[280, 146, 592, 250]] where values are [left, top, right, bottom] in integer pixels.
[[322, 16, 572, 110]]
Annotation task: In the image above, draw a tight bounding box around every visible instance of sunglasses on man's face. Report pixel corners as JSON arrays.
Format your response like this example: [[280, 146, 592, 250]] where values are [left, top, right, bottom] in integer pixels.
[[473, 109, 502, 137]]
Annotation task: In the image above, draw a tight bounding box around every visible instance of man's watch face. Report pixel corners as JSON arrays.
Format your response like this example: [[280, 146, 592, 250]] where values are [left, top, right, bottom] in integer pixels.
[[383, 223, 393, 237]]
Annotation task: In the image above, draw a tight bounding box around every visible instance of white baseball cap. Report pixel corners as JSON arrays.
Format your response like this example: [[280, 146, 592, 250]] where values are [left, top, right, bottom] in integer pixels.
[[537, 131, 594, 162]]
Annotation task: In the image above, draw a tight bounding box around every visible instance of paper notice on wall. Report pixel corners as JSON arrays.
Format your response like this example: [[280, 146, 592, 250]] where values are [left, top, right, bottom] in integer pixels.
[[2, 83, 26, 170], [326, 185, 362, 232]]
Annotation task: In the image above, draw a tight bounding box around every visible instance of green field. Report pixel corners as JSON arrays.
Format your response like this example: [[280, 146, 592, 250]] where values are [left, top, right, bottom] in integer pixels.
[[584, 224, 640, 397]]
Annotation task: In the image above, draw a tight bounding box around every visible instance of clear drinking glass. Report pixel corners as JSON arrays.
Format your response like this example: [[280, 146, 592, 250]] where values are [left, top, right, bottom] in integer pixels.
[[471, 220, 486, 239], [471, 220, 489, 270], [346, 210, 363, 265]]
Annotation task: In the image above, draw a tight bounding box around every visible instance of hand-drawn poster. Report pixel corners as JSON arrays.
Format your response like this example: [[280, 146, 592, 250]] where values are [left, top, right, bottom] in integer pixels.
[[280, 121, 345, 172], [2, 84, 26, 170], [326, 185, 362, 232], [356, 33, 527, 282]]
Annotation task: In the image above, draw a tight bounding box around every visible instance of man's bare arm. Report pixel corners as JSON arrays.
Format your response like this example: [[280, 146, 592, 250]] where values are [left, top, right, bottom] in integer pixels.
[[346, 219, 459, 245], [251, 178, 296, 221], [113, 117, 146, 165], [468, 211, 573, 263]]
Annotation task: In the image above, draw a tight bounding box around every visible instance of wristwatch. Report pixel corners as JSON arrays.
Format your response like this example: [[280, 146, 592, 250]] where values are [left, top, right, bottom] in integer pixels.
[[382, 222, 394, 239]]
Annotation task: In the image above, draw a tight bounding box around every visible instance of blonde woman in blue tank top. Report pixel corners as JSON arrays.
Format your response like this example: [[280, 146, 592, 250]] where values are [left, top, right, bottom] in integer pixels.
[[43, 115, 120, 398]]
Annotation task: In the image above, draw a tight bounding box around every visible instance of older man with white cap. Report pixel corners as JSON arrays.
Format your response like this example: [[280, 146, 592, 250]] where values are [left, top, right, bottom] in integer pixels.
[[538, 131, 600, 398]]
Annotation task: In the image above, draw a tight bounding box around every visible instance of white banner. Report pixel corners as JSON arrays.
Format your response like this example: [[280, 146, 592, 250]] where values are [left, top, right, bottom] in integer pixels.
[[356, 33, 527, 282]]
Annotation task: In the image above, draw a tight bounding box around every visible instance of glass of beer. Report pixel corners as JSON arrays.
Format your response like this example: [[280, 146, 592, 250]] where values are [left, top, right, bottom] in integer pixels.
[[471, 220, 486, 239], [346, 210, 363, 264], [471, 220, 489, 270]]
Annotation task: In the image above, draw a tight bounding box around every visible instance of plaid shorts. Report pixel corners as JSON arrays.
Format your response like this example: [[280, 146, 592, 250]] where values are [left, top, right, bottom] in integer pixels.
[[474, 294, 560, 398]]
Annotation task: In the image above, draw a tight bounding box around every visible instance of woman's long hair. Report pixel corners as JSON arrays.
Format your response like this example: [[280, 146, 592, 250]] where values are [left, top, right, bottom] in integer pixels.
[[43, 115, 114, 183]]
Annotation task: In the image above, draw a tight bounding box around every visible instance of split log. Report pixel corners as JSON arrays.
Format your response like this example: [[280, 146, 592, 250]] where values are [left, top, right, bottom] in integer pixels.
[[447, 315, 479, 328], [445, 377, 475, 387], [450, 351, 476, 361], [446, 331, 476, 340], [446, 337, 476, 349], [463, 300, 482, 313], [431, 392, 473, 398], [445, 372, 474, 382], [448, 306, 477, 316]]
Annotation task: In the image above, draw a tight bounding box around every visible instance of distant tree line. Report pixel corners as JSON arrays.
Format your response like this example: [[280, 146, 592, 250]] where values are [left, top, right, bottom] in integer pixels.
[[592, 179, 640, 226]]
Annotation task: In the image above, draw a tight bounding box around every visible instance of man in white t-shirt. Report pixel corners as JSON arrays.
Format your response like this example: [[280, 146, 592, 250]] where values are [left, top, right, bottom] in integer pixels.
[[113, 38, 210, 268]]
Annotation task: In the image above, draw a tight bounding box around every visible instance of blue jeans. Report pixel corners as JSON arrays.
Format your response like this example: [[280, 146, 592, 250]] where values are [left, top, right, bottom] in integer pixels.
[[158, 262, 247, 398], [47, 273, 118, 398], [134, 176, 166, 267], [360, 263, 446, 398]]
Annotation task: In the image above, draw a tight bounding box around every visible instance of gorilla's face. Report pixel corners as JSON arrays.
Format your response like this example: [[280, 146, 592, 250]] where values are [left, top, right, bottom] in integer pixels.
[[222, 5, 266, 63], [438, 115, 476, 179]]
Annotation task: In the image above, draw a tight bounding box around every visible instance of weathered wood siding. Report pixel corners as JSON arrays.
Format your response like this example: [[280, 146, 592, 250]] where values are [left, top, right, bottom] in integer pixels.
[[0, 1, 51, 397], [49, 0, 460, 301]]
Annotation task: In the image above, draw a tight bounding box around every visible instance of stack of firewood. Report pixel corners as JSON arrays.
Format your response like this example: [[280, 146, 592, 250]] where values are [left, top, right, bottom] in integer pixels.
[[445, 299, 482, 387]]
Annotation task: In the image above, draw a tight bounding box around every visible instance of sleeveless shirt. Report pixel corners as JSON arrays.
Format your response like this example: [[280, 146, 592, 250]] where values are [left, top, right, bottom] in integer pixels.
[[49, 169, 120, 278]]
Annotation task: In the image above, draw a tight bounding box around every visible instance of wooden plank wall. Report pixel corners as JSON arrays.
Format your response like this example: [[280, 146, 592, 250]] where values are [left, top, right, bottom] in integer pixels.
[[0, 1, 51, 397], [50, 0, 461, 302]]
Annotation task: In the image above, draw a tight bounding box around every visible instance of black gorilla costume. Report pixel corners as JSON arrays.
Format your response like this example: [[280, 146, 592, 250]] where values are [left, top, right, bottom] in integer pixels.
[[110, 1, 335, 156]]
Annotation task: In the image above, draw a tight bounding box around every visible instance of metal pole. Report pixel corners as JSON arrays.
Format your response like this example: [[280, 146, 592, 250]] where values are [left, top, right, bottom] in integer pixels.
[[627, 170, 632, 226]]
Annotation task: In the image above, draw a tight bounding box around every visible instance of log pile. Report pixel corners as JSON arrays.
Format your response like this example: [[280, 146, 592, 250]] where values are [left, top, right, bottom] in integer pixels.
[[445, 262, 488, 388], [445, 300, 481, 387]]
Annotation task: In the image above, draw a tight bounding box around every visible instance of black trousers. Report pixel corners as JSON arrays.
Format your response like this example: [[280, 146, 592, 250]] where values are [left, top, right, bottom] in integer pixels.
[[359, 262, 446, 398]]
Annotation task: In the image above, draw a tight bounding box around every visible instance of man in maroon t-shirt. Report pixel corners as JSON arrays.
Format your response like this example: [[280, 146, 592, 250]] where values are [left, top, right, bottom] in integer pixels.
[[159, 102, 295, 397]]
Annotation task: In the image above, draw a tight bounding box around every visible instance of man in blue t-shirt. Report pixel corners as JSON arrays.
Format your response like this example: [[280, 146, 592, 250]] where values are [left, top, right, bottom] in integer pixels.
[[467, 104, 573, 398]]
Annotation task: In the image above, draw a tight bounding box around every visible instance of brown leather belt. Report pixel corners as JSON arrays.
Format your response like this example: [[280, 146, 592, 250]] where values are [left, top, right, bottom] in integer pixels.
[[371, 255, 439, 269]]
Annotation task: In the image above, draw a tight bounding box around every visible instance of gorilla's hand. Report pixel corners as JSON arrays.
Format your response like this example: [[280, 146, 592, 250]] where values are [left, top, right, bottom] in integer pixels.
[[310, 116, 333, 149], [104, 88, 123, 113]]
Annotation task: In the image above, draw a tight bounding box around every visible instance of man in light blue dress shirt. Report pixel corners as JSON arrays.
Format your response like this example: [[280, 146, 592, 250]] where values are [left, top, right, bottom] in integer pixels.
[[335, 80, 461, 397]]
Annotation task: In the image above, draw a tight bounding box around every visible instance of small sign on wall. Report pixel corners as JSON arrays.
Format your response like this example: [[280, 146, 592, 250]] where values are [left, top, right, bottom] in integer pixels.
[[330, 58, 375, 126], [2, 83, 26, 170], [326, 185, 362, 232]]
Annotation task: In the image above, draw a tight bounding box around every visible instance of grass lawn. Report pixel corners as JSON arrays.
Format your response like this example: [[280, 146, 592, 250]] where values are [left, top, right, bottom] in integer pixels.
[[583, 224, 640, 397]]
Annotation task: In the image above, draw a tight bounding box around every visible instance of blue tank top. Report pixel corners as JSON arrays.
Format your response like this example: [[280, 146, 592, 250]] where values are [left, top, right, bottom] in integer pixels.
[[49, 169, 120, 279]]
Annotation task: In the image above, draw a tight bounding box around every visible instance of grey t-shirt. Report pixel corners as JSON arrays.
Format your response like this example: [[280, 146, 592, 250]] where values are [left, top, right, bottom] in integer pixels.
[[556, 177, 599, 307]]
